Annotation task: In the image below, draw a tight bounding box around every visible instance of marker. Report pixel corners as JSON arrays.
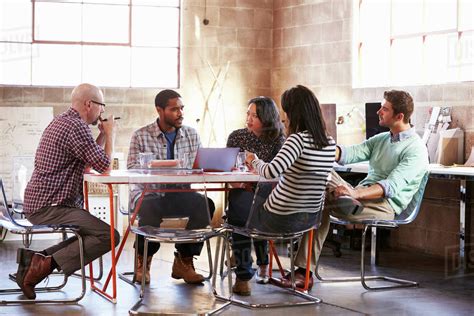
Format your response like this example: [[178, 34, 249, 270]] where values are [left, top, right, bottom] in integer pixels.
[[100, 117, 121, 122]]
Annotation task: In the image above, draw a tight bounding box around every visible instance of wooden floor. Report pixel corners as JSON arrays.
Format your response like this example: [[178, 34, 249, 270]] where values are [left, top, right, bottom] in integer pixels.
[[0, 237, 473, 315]]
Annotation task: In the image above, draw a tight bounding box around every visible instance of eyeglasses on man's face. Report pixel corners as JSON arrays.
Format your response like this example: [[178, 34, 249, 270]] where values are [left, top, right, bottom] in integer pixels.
[[90, 100, 106, 107]]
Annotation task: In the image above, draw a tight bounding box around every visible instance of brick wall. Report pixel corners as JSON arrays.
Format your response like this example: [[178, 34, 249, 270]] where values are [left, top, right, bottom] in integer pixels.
[[0, 0, 274, 155], [0, 0, 472, 256], [269, 0, 473, 257]]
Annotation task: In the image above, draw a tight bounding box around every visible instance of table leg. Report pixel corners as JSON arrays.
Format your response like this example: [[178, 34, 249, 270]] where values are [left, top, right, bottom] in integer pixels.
[[102, 187, 147, 294]]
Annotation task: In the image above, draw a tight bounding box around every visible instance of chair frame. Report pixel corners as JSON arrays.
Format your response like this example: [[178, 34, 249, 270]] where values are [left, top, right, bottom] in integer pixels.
[[214, 225, 322, 309], [123, 174, 232, 315], [315, 172, 430, 290], [0, 178, 87, 305], [213, 179, 323, 309]]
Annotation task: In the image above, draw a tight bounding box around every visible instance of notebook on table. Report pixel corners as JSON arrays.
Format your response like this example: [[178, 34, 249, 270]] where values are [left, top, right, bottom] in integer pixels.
[[192, 147, 240, 172]]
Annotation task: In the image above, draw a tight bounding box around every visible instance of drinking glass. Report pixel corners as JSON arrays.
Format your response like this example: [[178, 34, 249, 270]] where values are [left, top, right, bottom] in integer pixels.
[[178, 152, 190, 169], [138, 152, 154, 168], [236, 152, 247, 172]]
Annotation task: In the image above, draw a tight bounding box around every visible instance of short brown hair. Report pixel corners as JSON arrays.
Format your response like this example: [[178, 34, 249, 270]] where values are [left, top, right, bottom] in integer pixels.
[[383, 90, 414, 124]]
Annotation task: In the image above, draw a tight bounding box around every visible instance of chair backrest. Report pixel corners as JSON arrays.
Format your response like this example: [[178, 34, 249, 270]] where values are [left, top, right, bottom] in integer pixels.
[[394, 171, 430, 223], [12, 155, 35, 210], [0, 178, 19, 228], [244, 175, 325, 237]]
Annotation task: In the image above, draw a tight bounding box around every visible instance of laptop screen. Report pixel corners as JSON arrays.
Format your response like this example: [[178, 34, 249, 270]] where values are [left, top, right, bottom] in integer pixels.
[[192, 147, 240, 172]]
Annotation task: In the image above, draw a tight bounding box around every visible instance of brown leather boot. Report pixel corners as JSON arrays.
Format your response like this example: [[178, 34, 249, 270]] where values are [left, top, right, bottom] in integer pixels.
[[16, 248, 36, 288], [134, 254, 152, 284], [171, 252, 204, 284], [20, 253, 53, 299], [232, 278, 251, 296]]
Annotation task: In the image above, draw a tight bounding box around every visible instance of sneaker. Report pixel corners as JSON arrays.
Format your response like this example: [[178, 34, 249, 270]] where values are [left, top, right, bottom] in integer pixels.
[[255, 264, 269, 284], [134, 254, 152, 284], [171, 252, 205, 284], [232, 278, 251, 296]]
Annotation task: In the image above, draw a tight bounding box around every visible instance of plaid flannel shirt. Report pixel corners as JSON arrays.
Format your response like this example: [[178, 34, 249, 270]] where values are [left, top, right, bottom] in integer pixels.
[[127, 120, 201, 203], [24, 108, 110, 214]]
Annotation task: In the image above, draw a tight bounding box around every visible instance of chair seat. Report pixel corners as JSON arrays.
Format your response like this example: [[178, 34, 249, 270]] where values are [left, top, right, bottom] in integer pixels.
[[131, 225, 219, 243], [0, 218, 79, 234], [329, 215, 399, 228], [225, 223, 310, 240]]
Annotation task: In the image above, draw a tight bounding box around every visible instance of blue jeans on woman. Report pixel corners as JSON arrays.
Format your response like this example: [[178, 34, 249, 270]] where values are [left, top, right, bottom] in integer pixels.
[[227, 185, 318, 281]]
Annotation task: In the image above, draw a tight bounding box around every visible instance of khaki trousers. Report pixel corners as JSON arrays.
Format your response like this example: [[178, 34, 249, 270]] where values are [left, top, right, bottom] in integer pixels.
[[27, 205, 120, 276], [294, 170, 395, 272]]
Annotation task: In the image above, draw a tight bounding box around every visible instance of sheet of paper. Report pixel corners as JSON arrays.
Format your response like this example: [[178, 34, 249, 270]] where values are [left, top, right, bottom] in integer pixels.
[[465, 146, 474, 167]]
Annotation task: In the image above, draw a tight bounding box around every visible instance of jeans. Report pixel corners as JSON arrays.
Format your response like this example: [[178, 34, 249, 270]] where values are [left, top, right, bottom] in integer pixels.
[[227, 189, 269, 281], [136, 192, 215, 258]]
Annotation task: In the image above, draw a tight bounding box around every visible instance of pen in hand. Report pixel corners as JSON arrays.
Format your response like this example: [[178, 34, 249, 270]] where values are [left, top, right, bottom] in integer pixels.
[[100, 117, 121, 122]]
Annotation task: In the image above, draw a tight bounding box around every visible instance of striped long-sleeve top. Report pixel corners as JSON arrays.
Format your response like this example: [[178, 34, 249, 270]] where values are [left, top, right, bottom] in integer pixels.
[[251, 131, 336, 215]]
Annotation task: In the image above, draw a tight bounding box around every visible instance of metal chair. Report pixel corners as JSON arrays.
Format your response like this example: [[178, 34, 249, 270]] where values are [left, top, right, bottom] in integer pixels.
[[315, 171, 430, 290], [214, 179, 323, 309], [125, 169, 231, 315], [0, 178, 86, 304]]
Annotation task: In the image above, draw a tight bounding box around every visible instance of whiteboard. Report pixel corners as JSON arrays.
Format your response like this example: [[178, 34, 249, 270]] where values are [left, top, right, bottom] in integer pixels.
[[0, 107, 53, 201]]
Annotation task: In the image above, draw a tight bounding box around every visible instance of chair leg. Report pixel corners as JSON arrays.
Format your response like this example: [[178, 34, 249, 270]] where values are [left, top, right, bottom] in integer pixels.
[[0, 230, 86, 304], [215, 232, 321, 309], [204, 239, 213, 280], [360, 226, 418, 290], [118, 239, 139, 286], [316, 225, 418, 290], [212, 234, 233, 313], [72, 256, 103, 281], [219, 236, 230, 279], [315, 224, 382, 283], [22, 233, 32, 248]]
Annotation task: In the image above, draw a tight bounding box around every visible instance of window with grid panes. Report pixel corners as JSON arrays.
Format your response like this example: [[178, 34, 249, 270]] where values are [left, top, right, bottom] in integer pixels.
[[353, 0, 473, 88], [0, 0, 181, 88]]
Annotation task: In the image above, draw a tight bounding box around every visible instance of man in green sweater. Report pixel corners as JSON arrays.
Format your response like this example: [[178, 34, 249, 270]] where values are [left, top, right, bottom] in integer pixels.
[[279, 90, 429, 289]]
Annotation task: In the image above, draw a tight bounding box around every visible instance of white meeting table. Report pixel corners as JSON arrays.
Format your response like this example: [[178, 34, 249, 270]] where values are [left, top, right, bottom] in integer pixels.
[[334, 162, 474, 272], [83, 169, 262, 303]]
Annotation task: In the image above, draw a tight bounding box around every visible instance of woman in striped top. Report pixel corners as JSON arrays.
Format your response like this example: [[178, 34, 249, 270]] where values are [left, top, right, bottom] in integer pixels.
[[231, 85, 336, 295]]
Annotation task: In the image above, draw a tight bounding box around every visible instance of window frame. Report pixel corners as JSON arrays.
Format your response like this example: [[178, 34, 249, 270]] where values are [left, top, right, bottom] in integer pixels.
[[0, 0, 181, 88], [354, 0, 473, 88]]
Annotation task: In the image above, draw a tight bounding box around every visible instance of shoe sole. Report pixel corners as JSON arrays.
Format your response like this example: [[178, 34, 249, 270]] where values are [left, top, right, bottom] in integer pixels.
[[171, 273, 204, 284], [269, 277, 313, 291], [255, 276, 269, 284]]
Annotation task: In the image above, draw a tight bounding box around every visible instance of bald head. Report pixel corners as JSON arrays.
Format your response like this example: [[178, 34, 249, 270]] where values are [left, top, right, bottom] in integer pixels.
[[71, 83, 103, 109], [71, 83, 104, 124]]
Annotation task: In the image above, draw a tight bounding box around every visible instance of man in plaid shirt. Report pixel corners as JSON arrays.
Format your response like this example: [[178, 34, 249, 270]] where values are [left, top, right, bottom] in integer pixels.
[[127, 89, 214, 285], [16, 83, 119, 299]]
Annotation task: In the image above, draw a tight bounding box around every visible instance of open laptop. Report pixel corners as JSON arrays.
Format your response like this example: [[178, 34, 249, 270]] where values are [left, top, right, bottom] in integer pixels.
[[192, 147, 240, 172]]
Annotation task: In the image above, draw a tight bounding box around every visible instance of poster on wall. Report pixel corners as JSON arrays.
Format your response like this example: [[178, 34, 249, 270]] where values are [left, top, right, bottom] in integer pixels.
[[0, 107, 53, 201]]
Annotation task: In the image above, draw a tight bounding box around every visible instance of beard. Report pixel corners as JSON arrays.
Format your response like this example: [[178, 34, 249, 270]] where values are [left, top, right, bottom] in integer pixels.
[[164, 116, 183, 129]]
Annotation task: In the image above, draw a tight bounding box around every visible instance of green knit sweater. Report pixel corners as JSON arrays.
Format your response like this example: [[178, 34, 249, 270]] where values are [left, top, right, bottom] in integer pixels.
[[344, 131, 429, 215]]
